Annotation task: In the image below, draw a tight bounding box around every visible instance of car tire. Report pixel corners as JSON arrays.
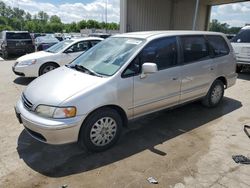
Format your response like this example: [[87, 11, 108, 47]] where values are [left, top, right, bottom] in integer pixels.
[[236, 65, 243, 73], [202, 80, 224, 108], [39, 63, 59, 76], [78, 108, 122, 152]]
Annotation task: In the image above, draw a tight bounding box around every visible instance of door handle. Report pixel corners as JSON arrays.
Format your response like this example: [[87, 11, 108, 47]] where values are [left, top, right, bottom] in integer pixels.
[[210, 67, 214, 71], [172, 77, 178, 80]]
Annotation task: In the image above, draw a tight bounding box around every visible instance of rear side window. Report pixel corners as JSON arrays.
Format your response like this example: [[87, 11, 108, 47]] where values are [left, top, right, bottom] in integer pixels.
[[6, 33, 31, 40], [90, 40, 101, 46], [140, 36, 178, 70], [231, 29, 250, 43], [206, 35, 229, 57], [180, 35, 209, 64]]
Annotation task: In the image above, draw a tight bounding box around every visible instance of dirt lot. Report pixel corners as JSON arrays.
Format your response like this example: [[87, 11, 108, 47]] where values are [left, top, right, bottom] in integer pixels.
[[0, 60, 250, 188]]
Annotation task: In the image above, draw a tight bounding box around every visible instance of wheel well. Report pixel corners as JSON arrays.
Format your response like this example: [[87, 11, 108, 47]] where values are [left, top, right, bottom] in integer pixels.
[[83, 105, 128, 127], [39, 62, 60, 75], [216, 76, 227, 88]]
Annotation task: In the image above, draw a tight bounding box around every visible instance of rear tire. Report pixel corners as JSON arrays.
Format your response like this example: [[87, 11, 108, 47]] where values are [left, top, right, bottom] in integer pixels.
[[78, 108, 122, 152], [202, 80, 224, 108], [39, 63, 59, 76]]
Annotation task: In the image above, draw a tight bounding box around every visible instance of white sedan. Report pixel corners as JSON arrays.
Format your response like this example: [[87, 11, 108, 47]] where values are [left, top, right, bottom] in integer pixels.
[[12, 37, 103, 77]]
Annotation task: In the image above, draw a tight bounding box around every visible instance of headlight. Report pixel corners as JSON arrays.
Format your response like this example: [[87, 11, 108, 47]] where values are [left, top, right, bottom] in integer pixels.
[[35, 105, 77, 118], [18, 59, 37, 66]]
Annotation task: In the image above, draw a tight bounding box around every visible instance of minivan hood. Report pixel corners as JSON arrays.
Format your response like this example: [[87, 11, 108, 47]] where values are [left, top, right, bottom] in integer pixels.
[[23, 66, 106, 107], [17, 51, 53, 62]]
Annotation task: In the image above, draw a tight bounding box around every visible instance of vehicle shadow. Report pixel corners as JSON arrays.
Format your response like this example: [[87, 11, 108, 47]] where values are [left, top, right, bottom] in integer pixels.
[[13, 77, 35, 86], [17, 97, 242, 178], [238, 72, 250, 81]]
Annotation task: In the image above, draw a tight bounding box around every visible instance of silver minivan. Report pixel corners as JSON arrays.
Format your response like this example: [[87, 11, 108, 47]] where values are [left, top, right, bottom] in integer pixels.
[[15, 31, 237, 151]]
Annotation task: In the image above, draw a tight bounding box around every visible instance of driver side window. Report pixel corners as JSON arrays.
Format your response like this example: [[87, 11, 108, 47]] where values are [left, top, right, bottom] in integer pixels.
[[122, 56, 141, 78], [122, 36, 178, 78], [66, 41, 90, 53]]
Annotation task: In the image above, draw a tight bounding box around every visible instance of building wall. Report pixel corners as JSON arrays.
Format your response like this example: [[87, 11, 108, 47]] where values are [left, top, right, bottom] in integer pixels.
[[126, 0, 172, 32], [120, 0, 248, 33]]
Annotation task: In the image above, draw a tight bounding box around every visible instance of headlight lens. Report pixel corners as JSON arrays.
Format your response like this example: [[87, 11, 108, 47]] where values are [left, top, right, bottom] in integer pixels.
[[18, 59, 37, 66], [35, 105, 77, 118]]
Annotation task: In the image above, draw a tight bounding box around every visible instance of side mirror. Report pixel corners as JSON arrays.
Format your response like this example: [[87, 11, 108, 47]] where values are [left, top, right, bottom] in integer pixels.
[[141, 62, 158, 78]]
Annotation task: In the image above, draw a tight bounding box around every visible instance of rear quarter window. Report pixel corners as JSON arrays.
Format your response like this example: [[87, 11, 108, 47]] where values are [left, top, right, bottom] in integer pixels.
[[206, 35, 230, 57]]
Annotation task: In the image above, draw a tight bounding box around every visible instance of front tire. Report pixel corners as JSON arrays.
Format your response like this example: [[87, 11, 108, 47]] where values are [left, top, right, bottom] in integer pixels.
[[202, 80, 224, 108], [78, 108, 122, 152], [39, 63, 58, 76]]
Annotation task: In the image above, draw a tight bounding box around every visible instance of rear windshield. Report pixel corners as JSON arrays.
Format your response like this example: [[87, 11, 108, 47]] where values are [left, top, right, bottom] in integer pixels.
[[231, 29, 250, 43], [6, 33, 31, 40]]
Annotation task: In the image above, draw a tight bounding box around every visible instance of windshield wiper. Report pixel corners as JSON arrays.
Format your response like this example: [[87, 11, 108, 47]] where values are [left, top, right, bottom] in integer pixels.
[[68, 64, 103, 77]]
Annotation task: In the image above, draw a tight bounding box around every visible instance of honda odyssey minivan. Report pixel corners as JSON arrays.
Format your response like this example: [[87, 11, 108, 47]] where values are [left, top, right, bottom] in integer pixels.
[[15, 31, 237, 151]]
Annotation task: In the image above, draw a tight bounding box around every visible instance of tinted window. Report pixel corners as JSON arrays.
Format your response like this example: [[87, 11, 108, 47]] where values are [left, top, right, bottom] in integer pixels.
[[90, 40, 101, 46], [122, 37, 178, 77], [141, 37, 177, 70], [122, 56, 141, 77], [231, 29, 250, 43], [67, 41, 90, 53], [6, 33, 31, 40], [180, 36, 209, 63], [206, 35, 229, 57]]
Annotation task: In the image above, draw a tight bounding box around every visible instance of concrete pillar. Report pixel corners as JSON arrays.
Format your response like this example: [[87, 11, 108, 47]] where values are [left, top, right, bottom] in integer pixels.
[[192, 0, 200, 30], [120, 0, 127, 33]]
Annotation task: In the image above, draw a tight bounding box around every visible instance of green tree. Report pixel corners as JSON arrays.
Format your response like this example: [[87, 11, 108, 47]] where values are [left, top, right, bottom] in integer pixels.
[[86, 19, 100, 29], [50, 15, 61, 23], [25, 12, 32, 21], [78, 20, 87, 29], [37, 11, 49, 23]]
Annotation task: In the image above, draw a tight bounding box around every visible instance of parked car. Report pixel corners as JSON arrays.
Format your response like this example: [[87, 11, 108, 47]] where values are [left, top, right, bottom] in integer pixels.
[[35, 35, 59, 51], [89, 33, 111, 39], [12, 37, 103, 77], [0, 31, 35, 59], [231, 26, 250, 72], [15, 31, 237, 151]]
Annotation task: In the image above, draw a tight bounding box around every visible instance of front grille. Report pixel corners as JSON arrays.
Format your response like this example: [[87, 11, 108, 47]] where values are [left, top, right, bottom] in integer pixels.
[[22, 94, 33, 111]]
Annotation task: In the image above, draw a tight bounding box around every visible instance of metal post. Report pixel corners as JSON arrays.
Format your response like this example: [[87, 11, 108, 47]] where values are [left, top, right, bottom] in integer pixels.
[[192, 0, 200, 30]]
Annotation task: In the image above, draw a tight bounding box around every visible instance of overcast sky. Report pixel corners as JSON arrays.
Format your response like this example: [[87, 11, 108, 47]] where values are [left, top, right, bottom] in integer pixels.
[[1, 0, 250, 27], [211, 2, 250, 27], [2, 0, 120, 23]]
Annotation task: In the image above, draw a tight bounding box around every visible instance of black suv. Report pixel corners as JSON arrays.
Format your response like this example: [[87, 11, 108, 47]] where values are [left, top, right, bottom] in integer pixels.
[[0, 31, 35, 59]]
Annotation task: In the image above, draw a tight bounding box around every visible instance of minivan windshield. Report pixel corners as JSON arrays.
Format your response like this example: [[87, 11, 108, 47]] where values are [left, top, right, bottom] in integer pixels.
[[231, 29, 250, 43], [46, 40, 73, 53], [6, 32, 31, 40], [70, 37, 145, 76]]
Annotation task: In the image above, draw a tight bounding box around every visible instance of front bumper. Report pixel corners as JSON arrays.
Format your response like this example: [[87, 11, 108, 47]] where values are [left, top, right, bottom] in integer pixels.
[[12, 63, 39, 77], [15, 99, 85, 145]]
